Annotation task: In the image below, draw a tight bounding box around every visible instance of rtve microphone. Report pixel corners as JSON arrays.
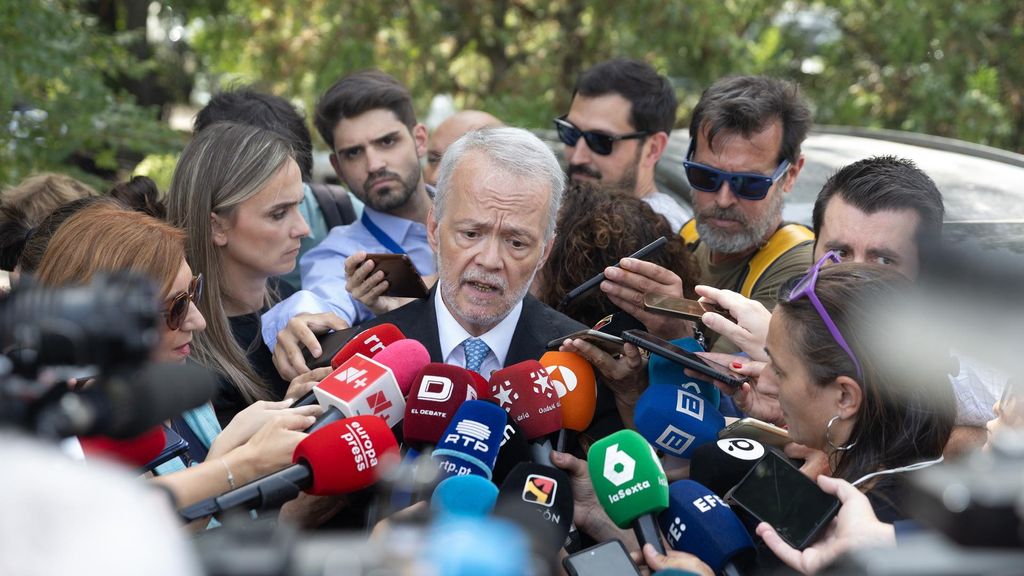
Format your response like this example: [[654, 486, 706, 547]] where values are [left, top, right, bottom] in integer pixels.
[[633, 383, 725, 460], [79, 426, 166, 469], [540, 351, 596, 452], [657, 480, 755, 576], [179, 416, 398, 522], [494, 462, 574, 556], [588, 429, 670, 555], [689, 438, 771, 497], [306, 339, 430, 433], [403, 363, 477, 451], [431, 474, 499, 518], [647, 337, 720, 409], [432, 400, 506, 480], [294, 323, 407, 407]]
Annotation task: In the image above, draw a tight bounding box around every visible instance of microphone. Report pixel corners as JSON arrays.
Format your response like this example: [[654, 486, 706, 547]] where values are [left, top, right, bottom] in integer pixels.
[[689, 438, 770, 497], [306, 339, 430, 432], [633, 384, 725, 459], [491, 416, 531, 486], [35, 362, 216, 439], [647, 337, 720, 409], [588, 429, 670, 554], [540, 351, 596, 452], [403, 363, 477, 451], [432, 400, 507, 480], [431, 474, 499, 518], [466, 369, 489, 399], [179, 416, 398, 522], [657, 480, 755, 576], [488, 360, 562, 459], [293, 324, 409, 407], [79, 426, 166, 468], [494, 462, 574, 556]]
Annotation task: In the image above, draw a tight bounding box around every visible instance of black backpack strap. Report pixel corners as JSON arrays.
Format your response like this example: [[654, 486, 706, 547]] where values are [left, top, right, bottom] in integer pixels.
[[308, 183, 357, 229]]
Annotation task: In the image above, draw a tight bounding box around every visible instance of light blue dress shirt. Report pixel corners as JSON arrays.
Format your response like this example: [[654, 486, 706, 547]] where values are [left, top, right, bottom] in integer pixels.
[[261, 206, 434, 350]]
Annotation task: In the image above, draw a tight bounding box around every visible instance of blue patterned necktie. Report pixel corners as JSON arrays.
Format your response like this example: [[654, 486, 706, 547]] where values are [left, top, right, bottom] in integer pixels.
[[462, 337, 491, 373]]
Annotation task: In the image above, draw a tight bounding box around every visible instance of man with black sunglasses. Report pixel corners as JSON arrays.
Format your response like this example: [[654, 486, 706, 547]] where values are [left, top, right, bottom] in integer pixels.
[[557, 58, 691, 232]]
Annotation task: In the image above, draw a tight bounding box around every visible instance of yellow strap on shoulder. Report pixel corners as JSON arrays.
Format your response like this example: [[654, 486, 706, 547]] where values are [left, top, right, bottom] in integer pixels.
[[739, 224, 814, 297], [680, 219, 699, 246]]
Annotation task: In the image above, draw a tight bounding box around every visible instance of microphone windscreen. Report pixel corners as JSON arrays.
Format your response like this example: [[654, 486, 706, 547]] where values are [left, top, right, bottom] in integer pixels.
[[292, 415, 399, 495], [466, 370, 489, 399], [373, 338, 431, 395], [633, 384, 725, 459], [657, 480, 755, 573], [488, 360, 562, 440], [404, 363, 475, 448], [540, 351, 596, 432], [494, 462, 574, 555], [330, 323, 405, 368], [647, 337, 720, 409], [425, 517, 529, 576], [587, 429, 669, 529], [689, 438, 770, 497], [315, 354, 405, 425], [79, 426, 166, 468], [431, 474, 498, 518], [433, 400, 507, 480], [491, 416, 531, 487], [97, 362, 217, 438]]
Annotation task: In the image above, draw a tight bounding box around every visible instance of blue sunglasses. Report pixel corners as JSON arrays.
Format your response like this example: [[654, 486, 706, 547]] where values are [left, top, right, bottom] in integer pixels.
[[683, 140, 790, 201]]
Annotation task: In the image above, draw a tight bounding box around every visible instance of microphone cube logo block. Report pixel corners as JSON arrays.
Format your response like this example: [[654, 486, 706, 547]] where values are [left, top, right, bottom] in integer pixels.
[[655, 425, 697, 457], [321, 354, 390, 401], [674, 389, 705, 421], [522, 474, 557, 507]]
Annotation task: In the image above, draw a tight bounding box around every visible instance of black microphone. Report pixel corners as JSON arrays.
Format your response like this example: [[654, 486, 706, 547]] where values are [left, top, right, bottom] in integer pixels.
[[557, 236, 667, 310], [494, 462, 575, 557]]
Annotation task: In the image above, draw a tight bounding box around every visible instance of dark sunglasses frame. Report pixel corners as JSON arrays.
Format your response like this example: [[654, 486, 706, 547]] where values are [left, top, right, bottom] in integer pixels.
[[163, 273, 203, 331], [553, 115, 649, 156], [683, 140, 791, 200]]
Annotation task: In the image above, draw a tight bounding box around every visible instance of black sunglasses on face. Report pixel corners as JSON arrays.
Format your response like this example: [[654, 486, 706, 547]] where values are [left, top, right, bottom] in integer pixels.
[[682, 139, 790, 201], [163, 273, 203, 331], [553, 116, 648, 156]]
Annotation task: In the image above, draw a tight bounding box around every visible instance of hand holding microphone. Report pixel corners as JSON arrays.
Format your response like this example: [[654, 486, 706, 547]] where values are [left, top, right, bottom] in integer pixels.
[[292, 323, 407, 407], [272, 311, 352, 380]]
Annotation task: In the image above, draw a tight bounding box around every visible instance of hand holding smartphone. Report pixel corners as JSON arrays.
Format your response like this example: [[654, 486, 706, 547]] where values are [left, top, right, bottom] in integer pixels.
[[620, 329, 747, 389]]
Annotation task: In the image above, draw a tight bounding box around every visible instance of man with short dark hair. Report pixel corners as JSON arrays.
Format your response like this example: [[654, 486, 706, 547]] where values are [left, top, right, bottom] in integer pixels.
[[558, 58, 691, 231], [262, 70, 435, 379]]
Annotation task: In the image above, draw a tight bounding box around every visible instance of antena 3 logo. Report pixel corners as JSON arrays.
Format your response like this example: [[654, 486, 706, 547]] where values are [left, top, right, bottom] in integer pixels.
[[522, 474, 557, 507]]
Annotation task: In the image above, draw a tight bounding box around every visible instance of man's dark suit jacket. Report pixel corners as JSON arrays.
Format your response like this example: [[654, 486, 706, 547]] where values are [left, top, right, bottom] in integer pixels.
[[354, 288, 624, 453]]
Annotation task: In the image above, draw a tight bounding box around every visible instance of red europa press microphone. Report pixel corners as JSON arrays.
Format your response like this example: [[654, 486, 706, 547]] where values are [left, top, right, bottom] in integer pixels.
[[306, 339, 430, 433], [487, 360, 562, 441], [403, 363, 478, 451], [294, 323, 406, 408]]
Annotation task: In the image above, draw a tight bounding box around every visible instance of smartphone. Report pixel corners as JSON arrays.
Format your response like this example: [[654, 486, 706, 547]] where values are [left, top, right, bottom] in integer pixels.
[[144, 426, 190, 474], [726, 451, 840, 550], [563, 540, 641, 576], [644, 293, 707, 322], [302, 325, 360, 369], [620, 329, 747, 389], [546, 329, 625, 355], [365, 253, 429, 299], [719, 417, 790, 449]]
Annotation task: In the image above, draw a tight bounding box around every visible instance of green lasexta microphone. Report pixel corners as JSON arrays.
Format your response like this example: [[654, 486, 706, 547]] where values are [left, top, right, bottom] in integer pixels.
[[588, 429, 670, 554]]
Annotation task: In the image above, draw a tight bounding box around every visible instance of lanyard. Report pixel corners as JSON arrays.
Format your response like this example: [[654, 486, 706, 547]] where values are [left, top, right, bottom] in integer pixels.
[[361, 211, 406, 255]]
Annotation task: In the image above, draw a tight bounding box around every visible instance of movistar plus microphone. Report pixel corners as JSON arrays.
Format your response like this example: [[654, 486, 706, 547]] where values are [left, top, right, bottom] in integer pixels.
[[432, 400, 506, 480], [491, 416, 531, 486], [634, 384, 725, 460], [494, 462, 574, 556], [488, 360, 562, 465], [540, 351, 596, 452], [690, 438, 771, 497], [431, 474, 499, 518], [179, 416, 399, 522], [657, 480, 755, 576], [647, 337, 720, 409], [294, 323, 406, 407], [588, 429, 670, 554], [403, 363, 477, 452], [306, 339, 430, 433]]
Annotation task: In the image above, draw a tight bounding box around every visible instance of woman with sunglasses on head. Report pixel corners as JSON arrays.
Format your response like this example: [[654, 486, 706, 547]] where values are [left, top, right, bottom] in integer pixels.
[[34, 202, 321, 509], [165, 122, 331, 427]]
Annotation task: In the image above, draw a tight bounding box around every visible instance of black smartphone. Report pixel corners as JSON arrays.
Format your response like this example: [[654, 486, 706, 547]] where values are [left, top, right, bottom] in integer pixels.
[[366, 253, 429, 298], [620, 329, 747, 389], [302, 325, 360, 369], [546, 329, 625, 355], [563, 539, 641, 576], [725, 451, 840, 550], [144, 426, 190, 474]]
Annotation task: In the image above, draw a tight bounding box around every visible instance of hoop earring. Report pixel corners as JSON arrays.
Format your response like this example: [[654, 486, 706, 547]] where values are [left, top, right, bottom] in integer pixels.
[[826, 415, 857, 451]]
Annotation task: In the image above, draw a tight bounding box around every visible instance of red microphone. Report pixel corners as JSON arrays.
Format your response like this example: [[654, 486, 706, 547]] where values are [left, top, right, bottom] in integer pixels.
[[466, 370, 490, 400], [330, 323, 405, 369], [403, 363, 477, 450], [79, 426, 166, 469], [178, 416, 399, 522], [487, 360, 562, 441]]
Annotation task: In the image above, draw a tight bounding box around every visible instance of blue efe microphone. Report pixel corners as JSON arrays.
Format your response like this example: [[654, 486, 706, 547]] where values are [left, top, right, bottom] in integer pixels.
[[432, 474, 499, 518], [657, 480, 755, 576], [633, 383, 725, 459], [432, 400, 506, 480], [647, 337, 720, 409]]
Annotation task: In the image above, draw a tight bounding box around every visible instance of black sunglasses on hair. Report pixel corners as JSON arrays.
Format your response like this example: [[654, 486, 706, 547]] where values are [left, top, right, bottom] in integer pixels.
[[162, 273, 203, 331], [553, 116, 648, 156]]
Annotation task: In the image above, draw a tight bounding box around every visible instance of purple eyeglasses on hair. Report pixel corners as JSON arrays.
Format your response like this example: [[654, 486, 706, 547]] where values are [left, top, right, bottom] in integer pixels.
[[786, 251, 864, 380]]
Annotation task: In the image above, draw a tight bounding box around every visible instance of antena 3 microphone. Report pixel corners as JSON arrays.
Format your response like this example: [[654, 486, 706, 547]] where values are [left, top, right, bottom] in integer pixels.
[[633, 384, 725, 459], [540, 351, 596, 432]]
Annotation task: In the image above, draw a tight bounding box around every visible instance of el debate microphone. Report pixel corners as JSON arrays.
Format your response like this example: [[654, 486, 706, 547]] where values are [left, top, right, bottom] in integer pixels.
[[657, 480, 755, 576], [689, 438, 771, 497], [294, 323, 407, 406], [588, 429, 670, 555], [647, 337, 720, 409], [494, 462, 574, 556], [633, 384, 725, 459], [403, 363, 477, 451], [179, 416, 398, 522], [432, 400, 506, 480], [558, 236, 668, 310]]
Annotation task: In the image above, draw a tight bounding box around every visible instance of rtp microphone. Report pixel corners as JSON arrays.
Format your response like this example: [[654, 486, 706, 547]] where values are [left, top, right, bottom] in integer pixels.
[[689, 438, 771, 497], [657, 480, 755, 576], [493, 462, 574, 556], [647, 337, 720, 409], [403, 363, 477, 450], [588, 429, 670, 555], [633, 384, 725, 460], [179, 416, 399, 522], [487, 360, 562, 440], [432, 400, 506, 480], [79, 426, 166, 468], [431, 474, 499, 518]]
